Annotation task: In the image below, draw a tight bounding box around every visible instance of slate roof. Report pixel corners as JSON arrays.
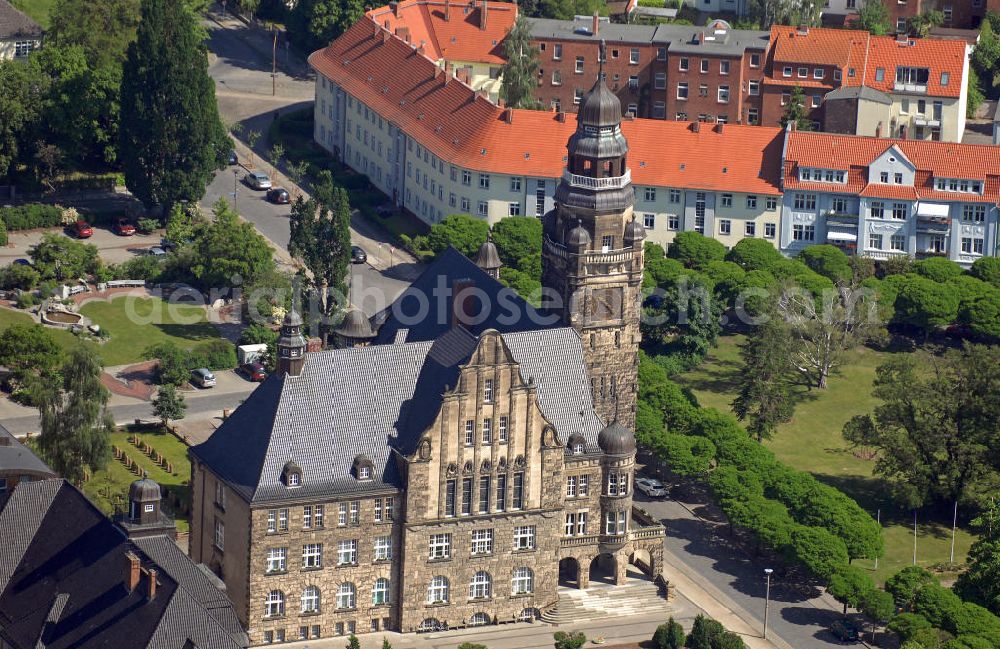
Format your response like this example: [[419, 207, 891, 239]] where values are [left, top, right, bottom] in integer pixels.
[[0, 0, 42, 40], [0, 480, 247, 649], [0, 423, 53, 477], [192, 248, 603, 505], [824, 84, 892, 105]]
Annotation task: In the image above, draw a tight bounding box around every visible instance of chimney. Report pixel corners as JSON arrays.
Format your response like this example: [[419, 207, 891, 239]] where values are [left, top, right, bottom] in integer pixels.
[[690, 121, 700, 132], [445, 0, 451, 20], [714, 122, 724, 134], [391, 0, 401, 17], [123, 551, 141, 592], [556, 111, 566, 122], [480, 0, 488, 30], [592, 10, 599, 37], [452, 279, 477, 329], [796, 23, 808, 35], [503, 108, 513, 123], [146, 568, 158, 600]]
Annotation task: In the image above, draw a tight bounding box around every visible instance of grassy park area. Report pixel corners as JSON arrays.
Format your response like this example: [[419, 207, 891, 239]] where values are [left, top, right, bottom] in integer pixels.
[[674, 333, 975, 584], [10, 0, 56, 27]]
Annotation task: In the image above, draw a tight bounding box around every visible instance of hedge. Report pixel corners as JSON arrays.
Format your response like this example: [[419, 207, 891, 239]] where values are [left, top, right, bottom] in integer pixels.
[[0, 204, 64, 231], [0, 218, 6, 246], [186, 339, 238, 371]]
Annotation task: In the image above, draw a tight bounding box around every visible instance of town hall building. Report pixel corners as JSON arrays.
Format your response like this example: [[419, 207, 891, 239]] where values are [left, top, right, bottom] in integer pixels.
[[188, 65, 664, 645]]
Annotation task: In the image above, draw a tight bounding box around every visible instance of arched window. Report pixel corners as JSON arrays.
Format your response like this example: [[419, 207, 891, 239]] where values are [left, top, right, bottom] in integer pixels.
[[469, 570, 492, 599], [512, 567, 534, 595], [264, 590, 285, 617], [519, 607, 540, 622], [336, 582, 356, 609], [469, 612, 491, 626], [372, 577, 390, 605], [427, 576, 449, 604], [300, 586, 320, 613], [418, 618, 442, 633]]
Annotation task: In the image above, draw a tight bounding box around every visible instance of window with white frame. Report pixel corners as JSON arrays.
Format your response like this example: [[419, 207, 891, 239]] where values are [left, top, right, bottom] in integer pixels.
[[792, 224, 815, 241], [471, 529, 494, 555], [718, 85, 730, 103], [513, 525, 535, 550], [890, 234, 906, 251], [429, 533, 452, 559], [719, 219, 731, 235], [265, 590, 285, 617], [483, 379, 493, 402], [630, 48, 640, 64], [644, 187, 656, 201], [214, 519, 225, 550], [373, 578, 390, 605], [266, 547, 287, 573], [337, 539, 357, 565], [644, 213, 655, 229], [892, 203, 908, 220], [338, 502, 348, 526], [655, 72, 666, 90], [721, 193, 732, 208], [479, 173, 490, 189], [793, 194, 817, 210], [565, 512, 577, 536], [477, 201, 488, 216], [605, 510, 627, 534], [869, 234, 883, 249], [461, 170, 472, 186], [566, 475, 578, 497], [870, 201, 885, 219], [302, 543, 323, 569], [700, 59, 709, 73], [963, 204, 986, 222], [350, 500, 359, 525], [13, 41, 35, 58], [677, 83, 688, 100], [336, 583, 356, 610], [748, 80, 759, 95], [427, 577, 449, 604], [512, 567, 534, 594], [374, 535, 392, 561], [745, 222, 756, 237], [679, 57, 689, 71], [469, 571, 492, 599], [765, 222, 776, 238], [301, 586, 321, 613], [575, 56, 584, 73]]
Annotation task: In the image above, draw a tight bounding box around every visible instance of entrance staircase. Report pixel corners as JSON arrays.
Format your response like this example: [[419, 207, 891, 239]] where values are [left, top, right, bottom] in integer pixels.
[[542, 567, 672, 624]]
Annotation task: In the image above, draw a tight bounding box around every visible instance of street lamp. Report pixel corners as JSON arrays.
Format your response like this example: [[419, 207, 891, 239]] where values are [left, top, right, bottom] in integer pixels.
[[763, 568, 774, 640], [232, 169, 239, 211]]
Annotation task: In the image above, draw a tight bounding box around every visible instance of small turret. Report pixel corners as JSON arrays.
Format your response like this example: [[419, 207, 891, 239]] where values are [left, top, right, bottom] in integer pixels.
[[333, 308, 376, 348], [277, 309, 307, 376], [474, 232, 502, 280]]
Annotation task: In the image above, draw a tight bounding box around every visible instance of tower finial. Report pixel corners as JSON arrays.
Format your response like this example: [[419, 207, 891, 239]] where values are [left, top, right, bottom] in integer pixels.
[[599, 39, 606, 81]]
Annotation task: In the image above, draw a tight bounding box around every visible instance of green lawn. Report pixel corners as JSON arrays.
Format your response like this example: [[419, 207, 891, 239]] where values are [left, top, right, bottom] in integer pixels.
[[674, 333, 975, 584], [83, 426, 192, 532], [79, 296, 220, 366], [10, 0, 56, 28], [0, 306, 86, 350]]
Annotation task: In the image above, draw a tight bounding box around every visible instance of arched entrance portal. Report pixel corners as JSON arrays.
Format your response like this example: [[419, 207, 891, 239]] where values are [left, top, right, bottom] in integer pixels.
[[589, 553, 617, 585], [559, 557, 581, 587], [630, 548, 652, 575]]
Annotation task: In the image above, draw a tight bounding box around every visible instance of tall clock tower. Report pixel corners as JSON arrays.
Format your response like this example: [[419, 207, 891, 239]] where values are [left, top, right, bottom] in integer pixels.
[[541, 43, 645, 429]]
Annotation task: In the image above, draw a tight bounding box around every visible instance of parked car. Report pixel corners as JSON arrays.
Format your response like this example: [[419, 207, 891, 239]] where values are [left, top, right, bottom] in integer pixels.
[[635, 477, 668, 498], [351, 245, 367, 264], [147, 246, 167, 257], [190, 368, 216, 388], [228, 149, 238, 165], [243, 171, 271, 190], [241, 362, 267, 382], [114, 218, 136, 236], [72, 220, 93, 238], [829, 619, 861, 643], [13, 258, 30, 266], [266, 187, 290, 204]]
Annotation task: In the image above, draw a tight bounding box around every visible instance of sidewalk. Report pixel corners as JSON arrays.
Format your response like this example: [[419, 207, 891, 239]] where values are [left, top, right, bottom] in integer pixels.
[[206, 4, 313, 80]]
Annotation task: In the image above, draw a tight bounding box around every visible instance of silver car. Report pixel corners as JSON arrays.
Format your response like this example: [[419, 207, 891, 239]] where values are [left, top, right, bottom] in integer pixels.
[[635, 477, 668, 498], [190, 368, 216, 388], [243, 171, 272, 190]]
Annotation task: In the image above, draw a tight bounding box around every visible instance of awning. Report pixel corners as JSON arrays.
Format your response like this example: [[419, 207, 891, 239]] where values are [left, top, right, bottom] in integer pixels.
[[916, 202, 950, 217], [826, 231, 858, 242]]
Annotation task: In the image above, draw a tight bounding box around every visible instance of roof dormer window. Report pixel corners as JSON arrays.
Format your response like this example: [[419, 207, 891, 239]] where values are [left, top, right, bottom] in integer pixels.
[[282, 461, 302, 488], [567, 433, 587, 455], [352, 454, 375, 481]]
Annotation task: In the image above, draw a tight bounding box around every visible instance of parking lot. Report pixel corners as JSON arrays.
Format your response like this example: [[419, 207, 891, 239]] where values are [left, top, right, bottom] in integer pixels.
[[0, 225, 163, 266]]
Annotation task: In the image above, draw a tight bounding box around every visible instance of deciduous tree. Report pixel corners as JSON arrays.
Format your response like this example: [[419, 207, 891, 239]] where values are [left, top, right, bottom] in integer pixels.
[[426, 214, 491, 258], [798, 244, 853, 284], [725, 237, 782, 271], [780, 86, 812, 131], [28, 232, 101, 281], [828, 564, 875, 614], [856, 0, 892, 34], [192, 199, 276, 291], [668, 231, 727, 269], [151, 384, 187, 426]]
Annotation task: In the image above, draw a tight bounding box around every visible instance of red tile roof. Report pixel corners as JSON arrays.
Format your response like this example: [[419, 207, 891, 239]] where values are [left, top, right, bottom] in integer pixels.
[[367, 0, 516, 65], [310, 17, 785, 194], [770, 25, 869, 69], [860, 35, 966, 98]]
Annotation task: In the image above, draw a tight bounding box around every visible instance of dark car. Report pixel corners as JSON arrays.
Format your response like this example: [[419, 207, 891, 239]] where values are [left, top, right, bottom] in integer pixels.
[[114, 218, 136, 236], [829, 619, 861, 643], [13, 258, 30, 266], [72, 220, 93, 238], [351, 245, 367, 264], [266, 187, 290, 204], [241, 362, 267, 382], [228, 149, 238, 165]]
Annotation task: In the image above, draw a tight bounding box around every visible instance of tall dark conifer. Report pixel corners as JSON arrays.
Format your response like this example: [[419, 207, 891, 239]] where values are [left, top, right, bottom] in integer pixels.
[[119, 0, 227, 211]]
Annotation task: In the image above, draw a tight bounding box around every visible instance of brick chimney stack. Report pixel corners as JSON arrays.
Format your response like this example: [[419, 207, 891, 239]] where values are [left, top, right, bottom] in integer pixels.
[[146, 568, 158, 600], [592, 10, 599, 37], [480, 0, 488, 30], [445, 0, 451, 20], [123, 551, 140, 592]]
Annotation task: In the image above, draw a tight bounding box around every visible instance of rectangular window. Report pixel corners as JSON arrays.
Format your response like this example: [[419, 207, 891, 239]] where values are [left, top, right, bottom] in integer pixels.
[[746, 195, 758, 209], [892, 203, 908, 220], [630, 48, 640, 64], [870, 201, 885, 219], [462, 478, 473, 515], [578, 475, 589, 496], [512, 472, 524, 509], [477, 201, 488, 216], [495, 474, 507, 511], [745, 221, 756, 237], [478, 476, 490, 513], [461, 197, 470, 212], [575, 56, 584, 73], [465, 419, 474, 445], [653, 101, 665, 119], [891, 234, 906, 251], [498, 416, 508, 442], [720, 60, 730, 75], [566, 475, 577, 497], [214, 519, 225, 550], [679, 57, 689, 71], [267, 509, 277, 533], [278, 509, 288, 531], [814, 68, 824, 79], [699, 84, 708, 97], [655, 72, 666, 90], [574, 88, 584, 105], [974, 238, 984, 254], [657, 47, 667, 61], [783, 65, 792, 77], [719, 219, 731, 235], [514, 525, 536, 550], [677, 83, 688, 100], [266, 547, 287, 573], [338, 541, 357, 567], [482, 419, 492, 444], [374, 535, 392, 562], [605, 511, 617, 534], [750, 53, 761, 67], [765, 222, 776, 238], [793, 194, 817, 210], [302, 543, 323, 569], [643, 213, 655, 229], [510, 177, 522, 192], [748, 80, 759, 96], [869, 233, 883, 250], [718, 85, 730, 103], [798, 67, 808, 78], [576, 512, 588, 535], [721, 193, 733, 208], [471, 529, 493, 554], [792, 224, 816, 241], [669, 189, 681, 203], [428, 533, 451, 559], [553, 43, 562, 60], [302, 505, 312, 530], [350, 500, 359, 525], [565, 512, 576, 536], [483, 379, 493, 402], [445, 479, 456, 517], [668, 214, 679, 230], [894, 173, 903, 184], [644, 187, 656, 202], [963, 204, 986, 222], [700, 59, 709, 73], [479, 173, 490, 189]]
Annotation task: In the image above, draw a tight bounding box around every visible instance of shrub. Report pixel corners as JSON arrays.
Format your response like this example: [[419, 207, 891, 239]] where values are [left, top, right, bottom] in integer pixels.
[[0, 218, 6, 246], [652, 617, 686, 649], [0, 204, 64, 230], [136, 217, 160, 234], [914, 257, 964, 283], [0, 264, 40, 290], [117, 255, 164, 282], [15, 291, 37, 309], [187, 339, 237, 371], [686, 615, 726, 649]]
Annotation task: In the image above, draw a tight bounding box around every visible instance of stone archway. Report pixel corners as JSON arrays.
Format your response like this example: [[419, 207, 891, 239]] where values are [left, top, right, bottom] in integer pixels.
[[630, 548, 652, 575], [559, 557, 581, 588], [589, 553, 617, 585]]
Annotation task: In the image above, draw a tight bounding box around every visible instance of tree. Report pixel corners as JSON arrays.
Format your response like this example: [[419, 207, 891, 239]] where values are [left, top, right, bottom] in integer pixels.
[[652, 617, 686, 649], [288, 0, 365, 54], [0, 324, 64, 400], [790, 524, 850, 580], [0, 56, 46, 179], [686, 615, 726, 649], [908, 9, 944, 37], [145, 341, 191, 386], [492, 216, 542, 271], [381, 639, 393, 649], [119, 0, 227, 211], [969, 257, 1000, 288], [239, 323, 279, 346], [799, 244, 853, 285], [345, 634, 361, 649], [35, 346, 114, 486], [288, 171, 352, 335], [553, 631, 587, 649], [914, 257, 964, 283], [843, 347, 1000, 508], [165, 202, 203, 247], [895, 275, 960, 342], [28, 232, 101, 281], [426, 214, 491, 258], [886, 566, 936, 610], [961, 292, 1000, 340], [192, 199, 276, 291], [780, 86, 812, 131], [500, 16, 542, 109], [668, 231, 727, 269], [49, 0, 141, 69], [955, 501, 1000, 615], [726, 237, 782, 271], [856, 0, 892, 35], [151, 384, 187, 426], [732, 316, 796, 442], [828, 564, 875, 614]]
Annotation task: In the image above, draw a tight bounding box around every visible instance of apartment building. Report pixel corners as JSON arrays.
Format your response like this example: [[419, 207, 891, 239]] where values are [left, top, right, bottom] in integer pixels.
[[763, 25, 969, 142], [824, 0, 987, 30], [780, 129, 1000, 265]]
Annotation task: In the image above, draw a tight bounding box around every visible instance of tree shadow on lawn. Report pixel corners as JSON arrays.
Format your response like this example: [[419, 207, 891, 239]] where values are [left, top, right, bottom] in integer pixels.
[[152, 322, 220, 342], [679, 358, 743, 396]]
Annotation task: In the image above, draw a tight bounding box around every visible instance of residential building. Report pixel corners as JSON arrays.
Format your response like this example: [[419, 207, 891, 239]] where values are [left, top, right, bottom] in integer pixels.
[[0, 423, 55, 503], [0, 477, 248, 649], [763, 25, 969, 142], [824, 0, 987, 30], [781, 129, 1000, 264], [0, 0, 41, 61]]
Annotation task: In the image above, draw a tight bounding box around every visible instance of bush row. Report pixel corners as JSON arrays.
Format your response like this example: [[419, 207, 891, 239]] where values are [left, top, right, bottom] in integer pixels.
[[0, 204, 64, 231]]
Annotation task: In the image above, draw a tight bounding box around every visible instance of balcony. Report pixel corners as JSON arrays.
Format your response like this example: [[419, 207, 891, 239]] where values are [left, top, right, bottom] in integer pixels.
[[913, 116, 941, 128], [825, 211, 859, 228], [916, 216, 951, 233], [544, 236, 637, 265], [894, 82, 928, 94], [562, 168, 632, 190]]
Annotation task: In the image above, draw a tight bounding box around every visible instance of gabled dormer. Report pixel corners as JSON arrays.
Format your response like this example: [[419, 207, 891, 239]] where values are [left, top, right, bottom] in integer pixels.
[[868, 145, 915, 186]]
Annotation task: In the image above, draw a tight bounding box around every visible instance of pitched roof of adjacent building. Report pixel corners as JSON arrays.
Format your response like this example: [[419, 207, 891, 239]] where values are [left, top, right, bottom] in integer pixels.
[[824, 84, 892, 104], [0, 480, 247, 649], [0, 423, 53, 478], [0, 0, 42, 40], [783, 130, 1000, 202], [309, 17, 785, 195], [191, 248, 604, 505]]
